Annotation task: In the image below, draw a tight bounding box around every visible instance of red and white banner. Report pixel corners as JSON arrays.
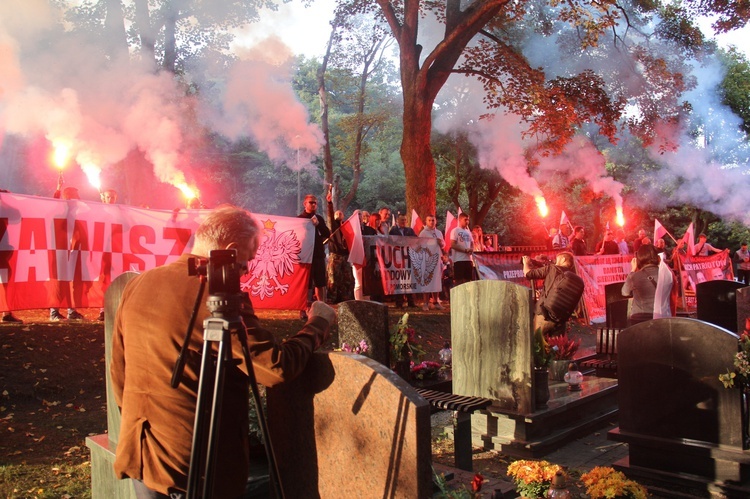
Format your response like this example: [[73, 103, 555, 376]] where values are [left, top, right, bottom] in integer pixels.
[[340, 210, 364, 266], [411, 209, 423, 236], [676, 251, 734, 312], [0, 192, 313, 311], [573, 255, 632, 323]]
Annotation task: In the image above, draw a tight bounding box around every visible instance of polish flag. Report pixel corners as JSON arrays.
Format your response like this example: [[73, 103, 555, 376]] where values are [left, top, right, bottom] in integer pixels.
[[340, 210, 364, 265], [560, 210, 571, 227], [682, 223, 695, 256], [444, 211, 457, 254], [654, 219, 667, 242], [411, 209, 423, 235]]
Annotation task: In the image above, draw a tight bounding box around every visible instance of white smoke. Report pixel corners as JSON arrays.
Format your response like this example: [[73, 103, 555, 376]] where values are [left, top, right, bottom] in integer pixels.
[[0, 0, 323, 203]]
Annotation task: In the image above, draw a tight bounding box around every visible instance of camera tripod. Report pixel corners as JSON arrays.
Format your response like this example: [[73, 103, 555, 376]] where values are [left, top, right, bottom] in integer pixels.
[[172, 251, 284, 499]]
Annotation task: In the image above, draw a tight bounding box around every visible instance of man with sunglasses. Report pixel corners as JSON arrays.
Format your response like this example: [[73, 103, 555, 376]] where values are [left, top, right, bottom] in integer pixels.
[[298, 194, 331, 320]]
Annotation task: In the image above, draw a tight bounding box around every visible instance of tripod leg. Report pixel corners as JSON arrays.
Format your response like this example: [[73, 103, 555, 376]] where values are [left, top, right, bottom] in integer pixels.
[[187, 335, 217, 498], [201, 328, 231, 498]]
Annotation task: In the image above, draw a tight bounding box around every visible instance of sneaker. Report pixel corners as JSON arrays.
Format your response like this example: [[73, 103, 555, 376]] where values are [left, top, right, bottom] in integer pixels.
[[434, 302, 445, 310], [422, 303, 430, 311], [2, 313, 22, 323], [299, 310, 308, 321], [68, 311, 86, 321], [50, 310, 66, 321], [97, 311, 105, 322]]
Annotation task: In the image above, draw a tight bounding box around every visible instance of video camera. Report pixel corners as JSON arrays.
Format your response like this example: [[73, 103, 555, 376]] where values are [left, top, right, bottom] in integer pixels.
[[187, 249, 244, 316], [521, 254, 550, 268]]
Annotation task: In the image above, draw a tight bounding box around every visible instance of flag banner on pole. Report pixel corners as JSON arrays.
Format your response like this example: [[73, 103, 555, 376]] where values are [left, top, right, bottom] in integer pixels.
[[683, 223, 695, 257], [675, 251, 734, 312], [654, 219, 668, 242], [411, 209, 423, 235], [339, 210, 364, 265], [560, 211, 570, 227], [444, 211, 457, 254], [361, 235, 442, 295], [0, 192, 314, 311], [653, 258, 674, 318], [574, 255, 632, 323]]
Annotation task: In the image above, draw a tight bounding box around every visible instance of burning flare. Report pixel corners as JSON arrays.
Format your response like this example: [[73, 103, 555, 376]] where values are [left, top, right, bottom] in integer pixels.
[[177, 183, 198, 201], [535, 196, 549, 218], [52, 140, 72, 170], [616, 207, 625, 227]]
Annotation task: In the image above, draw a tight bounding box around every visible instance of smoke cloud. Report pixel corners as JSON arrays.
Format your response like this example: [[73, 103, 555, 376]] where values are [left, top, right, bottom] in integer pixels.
[[0, 0, 322, 206]]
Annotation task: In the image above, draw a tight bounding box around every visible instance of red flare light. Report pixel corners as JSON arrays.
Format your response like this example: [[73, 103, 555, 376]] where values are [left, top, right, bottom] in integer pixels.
[[177, 183, 198, 200], [535, 196, 549, 218], [616, 208, 625, 227], [52, 140, 71, 170]]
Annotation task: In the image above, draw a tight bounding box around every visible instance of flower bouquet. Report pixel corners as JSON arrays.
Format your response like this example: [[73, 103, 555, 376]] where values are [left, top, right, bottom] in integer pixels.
[[411, 360, 447, 380], [547, 333, 581, 360], [506, 459, 562, 498], [390, 313, 426, 362], [580, 466, 648, 499], [338, 339, 370, 355], [533, 328, 553, 369]]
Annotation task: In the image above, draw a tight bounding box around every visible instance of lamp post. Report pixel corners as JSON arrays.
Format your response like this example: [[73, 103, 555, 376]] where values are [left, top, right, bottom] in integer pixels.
[[295, 137, 301, 214]]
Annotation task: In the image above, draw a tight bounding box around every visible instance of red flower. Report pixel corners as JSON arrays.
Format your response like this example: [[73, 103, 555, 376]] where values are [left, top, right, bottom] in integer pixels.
[[471, 473, 484, 492]]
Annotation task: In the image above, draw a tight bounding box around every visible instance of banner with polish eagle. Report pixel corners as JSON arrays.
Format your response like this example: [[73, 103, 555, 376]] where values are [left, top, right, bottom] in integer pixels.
[[0, 192, 314, 311]]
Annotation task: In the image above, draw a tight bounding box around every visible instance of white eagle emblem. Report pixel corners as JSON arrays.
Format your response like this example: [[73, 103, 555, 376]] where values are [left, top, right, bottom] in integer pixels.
[[409, 245, 440, 286], [243, 219, 302, 300]]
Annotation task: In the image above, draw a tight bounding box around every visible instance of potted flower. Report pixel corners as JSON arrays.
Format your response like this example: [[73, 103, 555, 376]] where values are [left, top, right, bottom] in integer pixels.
[[580, 466, 648, 498], [390, 313, 426, 380], [506, 459, 563, 498], [547, 333, 581, 382]]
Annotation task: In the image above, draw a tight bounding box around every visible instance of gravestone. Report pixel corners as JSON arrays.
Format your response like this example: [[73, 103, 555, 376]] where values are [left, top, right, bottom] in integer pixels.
[[448, 280, 619, 458], [337, 300, 390, 366], [450, 280, 534, 413], [85, 272, 139, 499], [604, 281, 628, 329], [610, 318, 750, 495], [696, 279, 746, 333], [267, 352, 432, 498], [736, 287, 750, 336]]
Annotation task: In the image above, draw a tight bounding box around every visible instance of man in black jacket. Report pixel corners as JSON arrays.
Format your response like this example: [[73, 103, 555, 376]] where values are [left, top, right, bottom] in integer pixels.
[[523, 251, 576, 336], [298, 194, 331, 320]]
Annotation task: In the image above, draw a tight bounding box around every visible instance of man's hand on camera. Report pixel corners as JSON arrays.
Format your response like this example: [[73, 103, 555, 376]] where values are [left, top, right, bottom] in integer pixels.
[[309, 301, 336, 325]]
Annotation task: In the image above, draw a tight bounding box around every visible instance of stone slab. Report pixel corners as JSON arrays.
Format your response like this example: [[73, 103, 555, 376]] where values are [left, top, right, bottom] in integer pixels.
[[86, 434, 136, 499], [267, 351, 432, 498], [450, 280, 534, 414], [337, 299, 390, 366], [696, 280, 745, 333]]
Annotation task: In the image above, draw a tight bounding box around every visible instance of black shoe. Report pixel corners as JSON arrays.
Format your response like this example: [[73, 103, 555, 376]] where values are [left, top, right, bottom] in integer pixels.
[[50, 310, 66, 321], [97, 311, 105, 321], [2, 313, 22, 323]]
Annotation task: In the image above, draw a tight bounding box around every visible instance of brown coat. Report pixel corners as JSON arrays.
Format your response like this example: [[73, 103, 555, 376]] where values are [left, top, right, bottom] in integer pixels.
[[110, 254, 329, 497]]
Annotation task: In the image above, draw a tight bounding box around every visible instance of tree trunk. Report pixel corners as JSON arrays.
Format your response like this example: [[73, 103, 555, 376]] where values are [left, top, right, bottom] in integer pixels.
[[163, 5, 179, 73], [103, 0, 128, 61], [317, 28, 335, 225], [132, 0, 156, 65]]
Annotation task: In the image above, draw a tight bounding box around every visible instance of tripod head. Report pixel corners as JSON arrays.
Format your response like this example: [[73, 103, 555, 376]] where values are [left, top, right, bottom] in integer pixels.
[[187, 249, 245, 318]]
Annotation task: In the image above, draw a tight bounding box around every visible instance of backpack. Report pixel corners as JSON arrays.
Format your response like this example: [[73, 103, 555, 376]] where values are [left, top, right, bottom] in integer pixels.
[[542, 269, 585, 323]]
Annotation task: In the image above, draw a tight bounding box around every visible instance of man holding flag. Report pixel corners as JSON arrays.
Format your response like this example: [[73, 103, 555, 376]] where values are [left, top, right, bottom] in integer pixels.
[[326, 202, 354, 303]]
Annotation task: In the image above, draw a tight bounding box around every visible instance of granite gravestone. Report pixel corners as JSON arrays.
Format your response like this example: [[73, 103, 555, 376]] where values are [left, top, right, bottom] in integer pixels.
[[267, 352, 432, 498], [337, 300, 390, 366], [450, 280, 534, 413], [604, 281, 628, 329], [85, 272, 140, 499], [611, 318, 750, 493], [696, 279, 746, 333]]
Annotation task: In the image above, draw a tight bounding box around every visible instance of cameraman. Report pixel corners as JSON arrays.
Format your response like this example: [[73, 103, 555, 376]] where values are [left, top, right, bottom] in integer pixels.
[[522, 251, 575, 336], [110, 205, 335, 499]]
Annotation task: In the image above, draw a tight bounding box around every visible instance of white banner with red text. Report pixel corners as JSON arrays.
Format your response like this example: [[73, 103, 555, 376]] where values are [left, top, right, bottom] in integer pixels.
[[573, 255, 632, 323], [362, 235, 442, 295], [0, 193, 314, 311]]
